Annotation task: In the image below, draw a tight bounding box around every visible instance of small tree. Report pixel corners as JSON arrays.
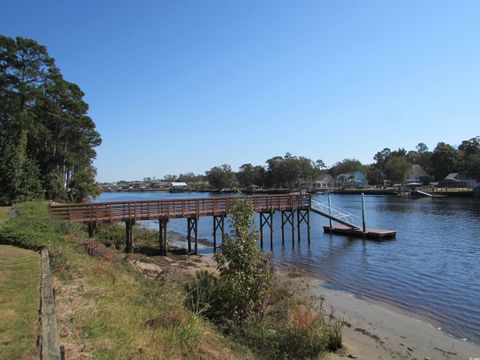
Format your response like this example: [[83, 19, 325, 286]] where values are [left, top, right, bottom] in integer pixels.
[[214, 197, 274, 323], [384, 156, 412, 184]]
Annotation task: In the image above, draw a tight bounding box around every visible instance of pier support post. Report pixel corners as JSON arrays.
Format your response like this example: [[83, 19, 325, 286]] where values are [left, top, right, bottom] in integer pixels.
[[125, 220, 135, 253], [270, 211, 274, 251], [297, 210, 301, 242], [159, 219, 168, 256], [212, 215, 225, 253], [297, 210, 310, 244], [307, 210, 311, 243], [187, 219, 192, 253], [87, 222, 97, 238], [188, 217, 198, 255], [259, 212, 273, 251], [281, 211, 294, 247]]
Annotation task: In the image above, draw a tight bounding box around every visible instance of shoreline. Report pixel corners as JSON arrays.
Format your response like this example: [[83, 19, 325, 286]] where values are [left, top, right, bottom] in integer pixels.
[[273, 262, 480, 359], [132, 222, 480, 359], [166, 232, 480, 352], [184, 253, 480, 359]]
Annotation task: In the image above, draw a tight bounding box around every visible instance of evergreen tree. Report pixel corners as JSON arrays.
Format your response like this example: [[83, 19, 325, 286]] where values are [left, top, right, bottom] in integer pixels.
[[0, 35, 101, 203]]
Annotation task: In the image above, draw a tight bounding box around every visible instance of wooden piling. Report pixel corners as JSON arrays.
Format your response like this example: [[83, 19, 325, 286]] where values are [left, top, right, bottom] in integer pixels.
[[259, 213, 264, 249], [125, 221, 134, 253], [296, 210, 310, 244], [187, 219, 192, 253], [259, 212, 273, 250], [88, 222, 97, 238], [188, 217, 198, 255], [297, 210, 301, 242], [270, 211, 274, 251], [281, 211, 294, 247], [159, 219, 168, 256], [213, 215, 224, 253], [307, 209, 311, 244]]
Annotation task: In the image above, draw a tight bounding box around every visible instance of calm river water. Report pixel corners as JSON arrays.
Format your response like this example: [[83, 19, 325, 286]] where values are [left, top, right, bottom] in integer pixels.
[[95, 192, 480, 344]]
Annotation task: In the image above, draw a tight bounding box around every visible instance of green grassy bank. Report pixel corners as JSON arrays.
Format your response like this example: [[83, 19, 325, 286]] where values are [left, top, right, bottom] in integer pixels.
[[0, 201, 341, 359], [0, 245, 40, 359]]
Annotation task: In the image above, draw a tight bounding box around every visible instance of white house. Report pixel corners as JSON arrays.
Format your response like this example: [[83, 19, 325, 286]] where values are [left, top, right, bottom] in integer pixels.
[[169, 182, 189, 192]]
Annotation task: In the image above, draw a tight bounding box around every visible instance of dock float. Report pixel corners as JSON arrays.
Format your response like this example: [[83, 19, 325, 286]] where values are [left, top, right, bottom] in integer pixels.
[[323, 224, 396, 240]]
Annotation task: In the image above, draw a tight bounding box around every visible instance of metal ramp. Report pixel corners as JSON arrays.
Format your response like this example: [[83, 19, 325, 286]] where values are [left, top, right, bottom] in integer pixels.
[[414, 190, 434, 197], [310, 199, 361, 229], [311, 197, 396, 239]]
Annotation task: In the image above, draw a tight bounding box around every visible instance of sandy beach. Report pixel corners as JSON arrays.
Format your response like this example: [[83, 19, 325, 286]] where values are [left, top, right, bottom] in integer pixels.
[[304, 275, 480, 360]]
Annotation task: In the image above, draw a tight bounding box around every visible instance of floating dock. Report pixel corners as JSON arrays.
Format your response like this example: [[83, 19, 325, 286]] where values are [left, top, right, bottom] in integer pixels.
[[323, 224, 396, 240]]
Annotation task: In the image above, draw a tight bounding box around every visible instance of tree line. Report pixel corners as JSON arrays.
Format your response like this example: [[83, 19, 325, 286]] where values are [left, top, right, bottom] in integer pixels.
[[163, 138, 480, 190], [0, 35, 101, 204], [366, 138, 480, 185]]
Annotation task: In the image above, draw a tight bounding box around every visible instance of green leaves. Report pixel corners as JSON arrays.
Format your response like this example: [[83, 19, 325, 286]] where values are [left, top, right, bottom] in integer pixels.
[[214, 197, 274, 323], [0, 35, 101, 203]]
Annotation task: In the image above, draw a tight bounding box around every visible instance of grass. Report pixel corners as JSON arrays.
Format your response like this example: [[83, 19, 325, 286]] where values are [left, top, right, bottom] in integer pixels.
[[0, 245, 40, 359], [0, 201, 342, 359], [0, 202, 252, 360], [0, 206, 11, 225]]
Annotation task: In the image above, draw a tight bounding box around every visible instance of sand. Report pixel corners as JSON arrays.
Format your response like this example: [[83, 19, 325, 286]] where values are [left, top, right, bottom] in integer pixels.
[[305, 276, 480, 360]]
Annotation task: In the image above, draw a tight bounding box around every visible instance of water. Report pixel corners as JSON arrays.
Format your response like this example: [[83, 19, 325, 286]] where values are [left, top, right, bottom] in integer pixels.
[[95, 192, 480, 343]]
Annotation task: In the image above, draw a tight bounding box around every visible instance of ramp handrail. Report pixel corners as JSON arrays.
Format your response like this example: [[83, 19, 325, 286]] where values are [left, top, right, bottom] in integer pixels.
[[311, 199, 361, 228]]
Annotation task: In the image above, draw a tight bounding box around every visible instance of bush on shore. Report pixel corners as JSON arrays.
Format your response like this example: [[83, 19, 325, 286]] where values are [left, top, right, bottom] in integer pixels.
[[184, 198, 342, 359]]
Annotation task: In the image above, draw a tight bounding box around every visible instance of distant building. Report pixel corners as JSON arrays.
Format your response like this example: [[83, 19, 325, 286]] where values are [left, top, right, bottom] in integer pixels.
[[405, 164, 429, 185], [308, 174, 336, 190], [440, 173, 479, 188], [169, 182, 189, 192], [336, 171, 368, 187]]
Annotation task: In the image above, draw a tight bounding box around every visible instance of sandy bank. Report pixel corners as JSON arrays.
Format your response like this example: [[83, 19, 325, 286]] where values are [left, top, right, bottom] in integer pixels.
[[304, 275, 480, 360]]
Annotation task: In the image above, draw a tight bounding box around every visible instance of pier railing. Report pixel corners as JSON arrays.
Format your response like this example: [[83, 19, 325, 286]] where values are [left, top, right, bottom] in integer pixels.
[[49, 194, 311, 224]]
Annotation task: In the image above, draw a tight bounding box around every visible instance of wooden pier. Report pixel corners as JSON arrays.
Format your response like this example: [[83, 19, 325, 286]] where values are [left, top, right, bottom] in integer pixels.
[[49, 194, 312, 255], [49, 193, 396, 255]]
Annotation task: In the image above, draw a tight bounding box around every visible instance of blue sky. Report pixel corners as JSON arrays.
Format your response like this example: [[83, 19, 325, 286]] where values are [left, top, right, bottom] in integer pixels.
[[2, 1, 480, 182]]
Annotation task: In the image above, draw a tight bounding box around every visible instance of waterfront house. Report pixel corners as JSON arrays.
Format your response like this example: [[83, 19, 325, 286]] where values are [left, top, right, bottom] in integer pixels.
[[308, 174, 336, 190], [405, 164, 430, 185], [440, 173, 479, 189], [336, 171, 368, 188], [169, 182, 189, 192]]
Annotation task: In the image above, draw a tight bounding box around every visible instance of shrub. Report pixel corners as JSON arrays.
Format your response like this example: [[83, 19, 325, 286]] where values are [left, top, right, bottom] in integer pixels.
[[214, 197, 275, 323], [183, 197, 342, 358]]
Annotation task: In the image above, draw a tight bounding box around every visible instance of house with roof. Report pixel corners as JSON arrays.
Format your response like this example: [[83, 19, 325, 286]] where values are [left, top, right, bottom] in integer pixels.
[[405, 164, 430, 185], [169, 182, 189, 192], [439, 173, 479, 188], [306, 174, 336, 191], [336, 171, 368, 188]]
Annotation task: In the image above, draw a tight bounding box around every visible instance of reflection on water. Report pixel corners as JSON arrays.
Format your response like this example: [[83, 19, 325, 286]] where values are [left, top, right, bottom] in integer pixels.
[[95, 192, 480, 343]]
